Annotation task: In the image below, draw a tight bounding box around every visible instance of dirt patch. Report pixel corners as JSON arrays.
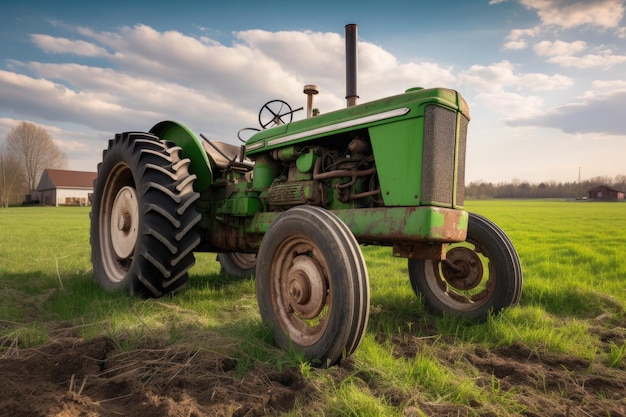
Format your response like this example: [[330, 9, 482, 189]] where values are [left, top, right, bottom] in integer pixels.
[[0, 336, 314, 417], [1, 332, 625, 416], [389, 334, 626, 416]]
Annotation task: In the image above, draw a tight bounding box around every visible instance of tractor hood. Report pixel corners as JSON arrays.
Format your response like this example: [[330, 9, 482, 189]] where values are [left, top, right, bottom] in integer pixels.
[[245, 87, 469, 155]]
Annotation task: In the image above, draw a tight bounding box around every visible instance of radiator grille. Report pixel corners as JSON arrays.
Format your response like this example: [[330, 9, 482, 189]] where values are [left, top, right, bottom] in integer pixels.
[[422, 105, 467, 207], [456, 115, 468, 206]]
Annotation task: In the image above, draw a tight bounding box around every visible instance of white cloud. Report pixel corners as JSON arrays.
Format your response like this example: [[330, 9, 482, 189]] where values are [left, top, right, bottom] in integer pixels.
[[520, 0, 624, 29], [503, 39, 527, 50], [591, 79, 626, 90], [502, 1, 625, 52], [533, 39, 626, 68], [73, 25, 302, 110], [358, 44, 456, 99], [502, 27, 543, 50], [31, 34, 110, 57], [508, 89, 626, 135], [547, 53, 626, 68], [476, 90, 545, 118], [458, 61, 572, 92], [3, 27, 306, 139], [534, 40, 587, 56], [459, 61, 517, 92], [519, 72, 573, 90], [0, 68, 161, 132], [507, 27, 543, 41], [235, 29, 346, 81]]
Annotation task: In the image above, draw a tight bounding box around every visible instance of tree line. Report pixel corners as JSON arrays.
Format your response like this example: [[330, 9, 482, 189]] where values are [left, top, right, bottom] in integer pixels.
[[0, 122, 67, 207], [466, 176, 626, 200]]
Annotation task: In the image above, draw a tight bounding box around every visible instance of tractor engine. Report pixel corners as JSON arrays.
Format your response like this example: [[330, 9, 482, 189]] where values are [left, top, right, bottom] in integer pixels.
[[264, 135, 380, 211]]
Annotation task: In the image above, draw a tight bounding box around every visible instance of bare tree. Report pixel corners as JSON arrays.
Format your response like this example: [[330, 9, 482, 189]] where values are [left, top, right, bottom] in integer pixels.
[[5, 122, 67, 194], [0, 145, 25, 207]]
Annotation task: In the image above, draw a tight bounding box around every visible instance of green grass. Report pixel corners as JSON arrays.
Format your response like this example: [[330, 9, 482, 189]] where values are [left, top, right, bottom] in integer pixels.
[[469, 200, 626, 319], [1, 201, 625, 415]]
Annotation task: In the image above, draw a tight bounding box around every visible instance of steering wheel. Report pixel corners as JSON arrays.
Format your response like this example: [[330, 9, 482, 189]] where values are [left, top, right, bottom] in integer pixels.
[[259, 100, 300, 129]]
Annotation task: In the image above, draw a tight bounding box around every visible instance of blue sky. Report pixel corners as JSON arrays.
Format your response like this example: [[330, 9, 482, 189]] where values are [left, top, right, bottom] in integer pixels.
[[1, 0, 625, 183]]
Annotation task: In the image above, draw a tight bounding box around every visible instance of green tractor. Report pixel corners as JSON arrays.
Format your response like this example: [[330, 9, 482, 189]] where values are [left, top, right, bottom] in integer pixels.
[[90, 24, 522, 366]]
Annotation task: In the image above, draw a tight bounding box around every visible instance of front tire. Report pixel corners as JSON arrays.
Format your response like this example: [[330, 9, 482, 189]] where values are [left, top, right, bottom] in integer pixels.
[[408, 212, 522, 319], [256, 206, 370, 367], [90, 132, 201, 297]]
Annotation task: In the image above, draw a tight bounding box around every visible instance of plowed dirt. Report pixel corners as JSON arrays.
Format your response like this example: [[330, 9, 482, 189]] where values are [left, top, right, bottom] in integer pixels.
[[1, 331, 625, 416]]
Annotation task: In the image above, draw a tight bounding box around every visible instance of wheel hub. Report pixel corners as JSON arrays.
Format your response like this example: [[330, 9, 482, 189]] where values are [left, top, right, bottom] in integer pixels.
[[287, 255, 327, 319], [110, 186, 139, 259], [442, 247, 483, 290]]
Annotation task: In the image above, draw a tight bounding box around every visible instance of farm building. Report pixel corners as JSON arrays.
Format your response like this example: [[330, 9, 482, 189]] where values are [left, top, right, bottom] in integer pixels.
[[587, 185, 625, 201], [36, 169, 97, 206]]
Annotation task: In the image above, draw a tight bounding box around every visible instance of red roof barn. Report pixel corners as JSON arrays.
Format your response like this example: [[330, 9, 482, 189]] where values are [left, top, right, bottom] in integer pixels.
[[587, 185, 624, 201], [36, 169, 97, 206]]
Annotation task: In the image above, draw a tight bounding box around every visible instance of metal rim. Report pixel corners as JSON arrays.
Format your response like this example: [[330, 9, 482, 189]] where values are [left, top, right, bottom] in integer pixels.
[[110, 186, 139, 259], [99, 162, 137, 284], [269, 234, 331, 346], [426, 240, 496, 309]]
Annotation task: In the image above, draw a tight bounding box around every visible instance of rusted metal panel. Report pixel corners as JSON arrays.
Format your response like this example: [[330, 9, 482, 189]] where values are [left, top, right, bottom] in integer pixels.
[[239, 206, 467, 248], [335, 206, 468, 244]]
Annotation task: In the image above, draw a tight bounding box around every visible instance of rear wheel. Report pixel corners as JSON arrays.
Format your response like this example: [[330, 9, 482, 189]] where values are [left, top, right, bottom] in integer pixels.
[[90, 132, 201, 297], [408, 212, 522, 319], [217, 252, 256, 277], [256, 206, 369, 367]]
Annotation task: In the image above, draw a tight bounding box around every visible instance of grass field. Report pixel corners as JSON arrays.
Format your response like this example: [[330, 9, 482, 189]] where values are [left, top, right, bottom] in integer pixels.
[[0, 201, 625, 416]]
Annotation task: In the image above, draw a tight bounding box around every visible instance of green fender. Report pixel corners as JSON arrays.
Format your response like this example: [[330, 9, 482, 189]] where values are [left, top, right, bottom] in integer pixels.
[[150, 121, 212, 191]]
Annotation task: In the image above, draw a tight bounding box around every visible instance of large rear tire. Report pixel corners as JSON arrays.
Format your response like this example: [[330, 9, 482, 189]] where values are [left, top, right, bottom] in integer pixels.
[[90, 132, 201, 297], [256, 206, 369, 367], [408, 212, 522, 319]]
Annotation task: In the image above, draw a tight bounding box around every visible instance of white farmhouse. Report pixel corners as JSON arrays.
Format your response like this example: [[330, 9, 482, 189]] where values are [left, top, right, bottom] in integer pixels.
[[36, 169, 97, 206]]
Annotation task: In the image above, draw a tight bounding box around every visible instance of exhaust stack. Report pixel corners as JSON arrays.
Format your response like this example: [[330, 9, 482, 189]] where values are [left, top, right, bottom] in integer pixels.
[[345, 24, 358, 107]]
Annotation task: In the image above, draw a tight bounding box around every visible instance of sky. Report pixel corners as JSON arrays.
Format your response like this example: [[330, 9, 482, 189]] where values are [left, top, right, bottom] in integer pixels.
[[1, 0, 625, 184]]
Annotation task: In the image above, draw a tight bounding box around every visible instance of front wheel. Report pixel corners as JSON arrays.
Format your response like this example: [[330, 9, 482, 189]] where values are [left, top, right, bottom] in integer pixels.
[[256, 206, 369, 367], [408, 212, 522, 319]]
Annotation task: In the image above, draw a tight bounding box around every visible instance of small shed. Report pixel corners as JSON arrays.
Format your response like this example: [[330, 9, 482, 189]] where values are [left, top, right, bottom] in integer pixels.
[[587, 185, 625, 201], [36, 169, 97, 206]]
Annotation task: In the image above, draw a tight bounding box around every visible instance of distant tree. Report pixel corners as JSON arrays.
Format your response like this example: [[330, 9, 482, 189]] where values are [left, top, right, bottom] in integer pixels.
[[0, 145, 25, 207], [5, 122, 67, 194], [466, 175, 626, 200]]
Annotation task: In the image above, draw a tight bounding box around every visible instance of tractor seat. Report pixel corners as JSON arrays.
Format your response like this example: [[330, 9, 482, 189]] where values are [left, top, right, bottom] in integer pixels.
[[201, 140, 254, 172]]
